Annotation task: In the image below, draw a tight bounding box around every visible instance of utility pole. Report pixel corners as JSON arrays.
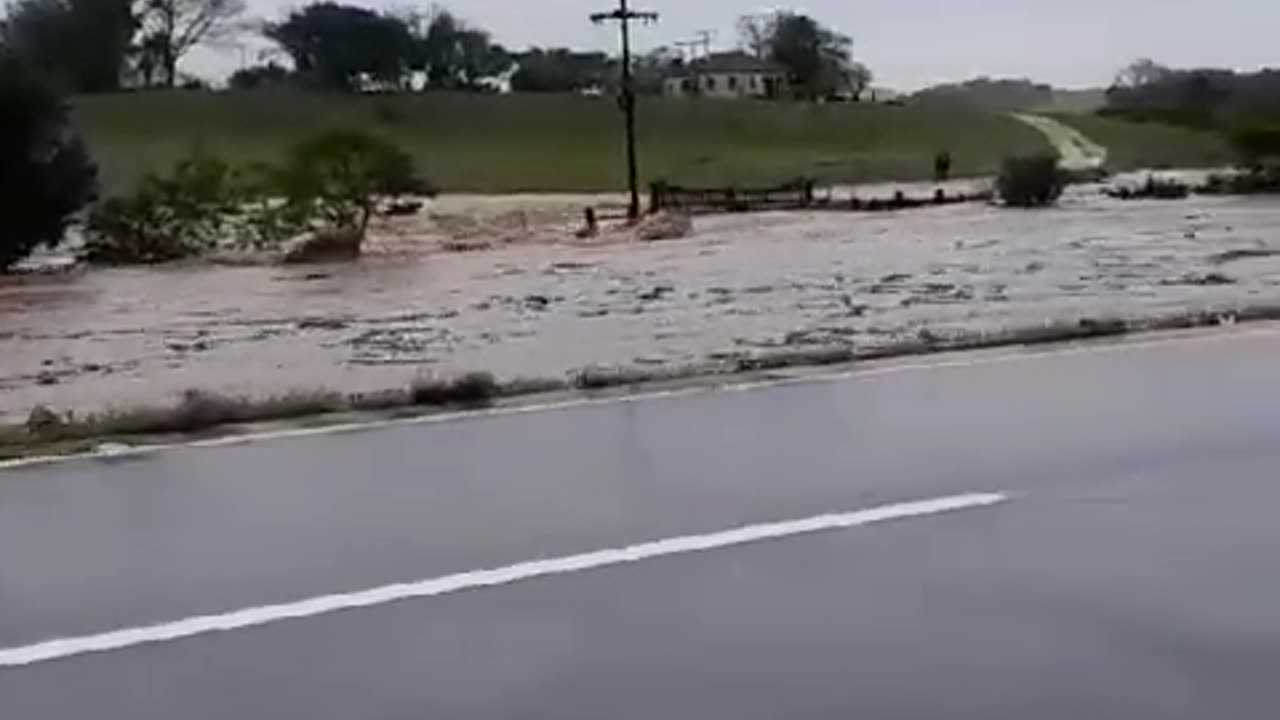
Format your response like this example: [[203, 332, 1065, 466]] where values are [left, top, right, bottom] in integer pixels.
[[692, 30, 714, 59], [591, 0, 658, 221], [674, 40, 701, 62]]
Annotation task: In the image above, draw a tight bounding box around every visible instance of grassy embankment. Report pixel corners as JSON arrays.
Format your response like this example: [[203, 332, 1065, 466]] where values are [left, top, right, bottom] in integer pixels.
[[1052, 113, 1236, 171], [73, 91, 1051, 194]]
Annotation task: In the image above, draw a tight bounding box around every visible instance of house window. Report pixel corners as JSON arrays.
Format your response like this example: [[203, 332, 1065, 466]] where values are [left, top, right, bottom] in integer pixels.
[[728, 76, 738, 91], [682, 79, 694, 93], [704, 76, 716, 92], [749, 76, 759, 91]]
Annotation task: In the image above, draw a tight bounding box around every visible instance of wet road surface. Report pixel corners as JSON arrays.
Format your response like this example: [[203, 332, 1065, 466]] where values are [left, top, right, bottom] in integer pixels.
[[3, 328, 1280, 718]]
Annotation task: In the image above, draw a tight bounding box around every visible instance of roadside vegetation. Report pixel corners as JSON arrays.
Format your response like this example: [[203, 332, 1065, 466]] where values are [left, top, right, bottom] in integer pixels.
[[0, 50, 98, 271]]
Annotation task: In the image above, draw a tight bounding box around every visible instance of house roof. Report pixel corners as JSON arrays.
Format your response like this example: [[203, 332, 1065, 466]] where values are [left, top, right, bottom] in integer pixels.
[[674, 51, 785, 77]]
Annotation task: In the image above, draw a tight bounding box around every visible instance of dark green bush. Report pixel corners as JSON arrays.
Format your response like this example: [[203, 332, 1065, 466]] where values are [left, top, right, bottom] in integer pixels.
[[83, 130, 430, 264], [279, 129, 432, 236], [0, 52, 98, 271], [996, 154, 1065, 207], [1228, 126, 1280, 168], [410, 372, 499, 407], [83, 148, 239, 264]]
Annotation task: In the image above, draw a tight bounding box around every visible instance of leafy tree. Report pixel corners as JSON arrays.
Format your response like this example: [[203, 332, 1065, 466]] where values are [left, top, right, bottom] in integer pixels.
[[510, 48, 611, 93], [266, 3, 414, 91], [738, 12, 860, 100], [279, 130, 427, 236], [137, 0, 245, 88], [0, 51, 98, 271], [0, 0, 137, 93], [416, 10, 510, 90]]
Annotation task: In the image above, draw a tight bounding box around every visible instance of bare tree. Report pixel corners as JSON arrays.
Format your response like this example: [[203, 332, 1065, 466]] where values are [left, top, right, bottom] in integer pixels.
[[736, 14, 773, 59], [139, 0, 245, 87]]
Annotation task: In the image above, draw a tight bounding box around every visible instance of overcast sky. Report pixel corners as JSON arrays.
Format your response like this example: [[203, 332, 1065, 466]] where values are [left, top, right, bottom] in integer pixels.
[[191, 0, 1280, 90]]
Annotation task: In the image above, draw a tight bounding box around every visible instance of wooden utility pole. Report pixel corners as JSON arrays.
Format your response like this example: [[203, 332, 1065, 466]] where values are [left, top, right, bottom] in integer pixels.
[[591, 0, 658, 221], [692, 30, 714, 59]]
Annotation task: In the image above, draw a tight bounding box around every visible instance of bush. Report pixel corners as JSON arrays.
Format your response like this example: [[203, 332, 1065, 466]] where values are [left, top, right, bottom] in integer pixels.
[[82, 130, 430, 264], [1228, 126, 1280, 168], [1198, 165, 1280, 195], [279, 130, 432, 238], [0, 52, 98, 271], [996, 154, 1065, 207], [83, 148, 241, 264], [410, 372, 499, 407]]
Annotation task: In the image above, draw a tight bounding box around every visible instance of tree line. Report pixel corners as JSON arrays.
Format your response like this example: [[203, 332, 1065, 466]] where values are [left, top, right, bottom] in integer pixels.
[[1104, 59, 1280, 126], [1102, 59, 1280, 163], [0, 0, 868, 99], [242, 5, 870, 99]]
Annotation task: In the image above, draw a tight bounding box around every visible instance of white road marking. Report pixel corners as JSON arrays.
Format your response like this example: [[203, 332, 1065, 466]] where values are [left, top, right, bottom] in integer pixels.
[[3, 323, 1278, 472], [0, 492, 1008, 668]]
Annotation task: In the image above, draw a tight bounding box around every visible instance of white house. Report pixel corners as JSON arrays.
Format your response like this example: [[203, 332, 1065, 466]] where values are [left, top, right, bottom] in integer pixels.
[[664, 51, 789, 100]]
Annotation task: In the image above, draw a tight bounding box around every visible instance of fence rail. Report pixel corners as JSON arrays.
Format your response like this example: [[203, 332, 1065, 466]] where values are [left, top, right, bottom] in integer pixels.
[[648, 179, 992, 215]]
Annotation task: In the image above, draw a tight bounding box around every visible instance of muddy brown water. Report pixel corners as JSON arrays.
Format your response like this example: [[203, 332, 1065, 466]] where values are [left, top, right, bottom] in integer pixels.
[[4, 188, 1280, 424]]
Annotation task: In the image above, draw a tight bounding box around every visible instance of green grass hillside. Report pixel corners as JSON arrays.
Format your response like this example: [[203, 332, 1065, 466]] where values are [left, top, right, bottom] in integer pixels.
[[1053, 114, 1236, 170], [72, 91, 1051, 193]]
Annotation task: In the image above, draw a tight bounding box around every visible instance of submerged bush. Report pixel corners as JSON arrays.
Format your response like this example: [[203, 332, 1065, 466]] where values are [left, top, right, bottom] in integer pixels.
[[83, 148, 238, 264], [0, 52, 98, 271], [83, 130, 431, 264], [279, 130, 432, 237], [1198, 165, 1280, 195], [996, 154, 1065, 207]]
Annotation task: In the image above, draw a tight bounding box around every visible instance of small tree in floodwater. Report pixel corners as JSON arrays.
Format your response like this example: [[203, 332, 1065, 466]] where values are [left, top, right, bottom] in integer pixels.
[[996, 154, 1064, 207], [0, 52, 98, 271]]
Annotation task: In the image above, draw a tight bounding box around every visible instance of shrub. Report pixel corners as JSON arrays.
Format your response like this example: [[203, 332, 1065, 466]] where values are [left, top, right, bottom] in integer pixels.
[[996, 154, 1065, 207], [410, 372, 499, 407], [83, 148, 239, 264], [1228, 126, 1280, 168], [83, 131, 430, 264], [0, 52, 98, 271], [279, 130, 431, 238], [1197, 165, 1280, 195]]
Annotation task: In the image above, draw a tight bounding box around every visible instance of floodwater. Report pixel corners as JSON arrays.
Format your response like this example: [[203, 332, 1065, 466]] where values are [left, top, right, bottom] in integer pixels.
[[4, 186, 1280, 423]]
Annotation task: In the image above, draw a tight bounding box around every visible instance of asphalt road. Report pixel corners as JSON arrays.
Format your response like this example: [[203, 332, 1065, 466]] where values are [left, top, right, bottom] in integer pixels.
[[4, 328, 1280, 719]]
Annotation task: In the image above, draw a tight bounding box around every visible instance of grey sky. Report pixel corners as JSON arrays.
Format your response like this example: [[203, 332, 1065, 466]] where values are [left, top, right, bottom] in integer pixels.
[[193, 1, 1280, 90]]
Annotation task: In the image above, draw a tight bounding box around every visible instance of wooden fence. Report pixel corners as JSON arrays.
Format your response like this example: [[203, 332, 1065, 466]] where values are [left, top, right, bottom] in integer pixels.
[[648, 179, 992, 215]]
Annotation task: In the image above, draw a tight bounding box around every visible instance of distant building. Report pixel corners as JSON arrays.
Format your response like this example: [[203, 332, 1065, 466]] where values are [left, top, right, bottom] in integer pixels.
[[664, 51, 789, 100]]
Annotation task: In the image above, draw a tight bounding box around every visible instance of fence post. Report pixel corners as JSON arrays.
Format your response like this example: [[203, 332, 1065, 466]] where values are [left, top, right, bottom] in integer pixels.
[[649, 181, 666, 214]]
